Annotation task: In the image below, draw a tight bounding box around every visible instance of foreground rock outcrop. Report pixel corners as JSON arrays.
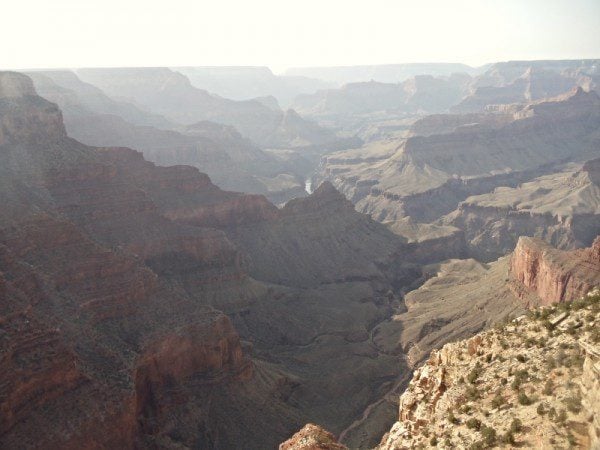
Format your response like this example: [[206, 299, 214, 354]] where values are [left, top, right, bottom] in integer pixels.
[[510, 236, 600, 306], [378, 292, 600, 449], [279, 424, 348, 450]]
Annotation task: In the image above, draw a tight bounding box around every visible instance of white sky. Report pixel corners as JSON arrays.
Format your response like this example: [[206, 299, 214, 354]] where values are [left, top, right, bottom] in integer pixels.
[[4, 0, 600, 73]]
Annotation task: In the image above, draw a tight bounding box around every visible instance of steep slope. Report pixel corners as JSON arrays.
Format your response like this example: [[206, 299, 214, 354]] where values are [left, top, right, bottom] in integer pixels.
[[373, 257, 523, 368], [0, 71, 263, 449]]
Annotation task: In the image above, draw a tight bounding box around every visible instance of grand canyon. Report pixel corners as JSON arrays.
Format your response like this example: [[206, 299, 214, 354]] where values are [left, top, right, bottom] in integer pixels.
[[2, 1, 600, 448]]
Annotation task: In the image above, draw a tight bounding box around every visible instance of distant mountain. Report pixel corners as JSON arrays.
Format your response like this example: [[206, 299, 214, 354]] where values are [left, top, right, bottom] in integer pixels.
[[318, 88, 600, 240], [26, 70, 313, 202], [293, 74, 472, 118], [173, 66, 334, 107], [285, 63, 484, 85], [26, 70, 173, 128], [453, 59, 600, 113], [75, 67, 350, 151]]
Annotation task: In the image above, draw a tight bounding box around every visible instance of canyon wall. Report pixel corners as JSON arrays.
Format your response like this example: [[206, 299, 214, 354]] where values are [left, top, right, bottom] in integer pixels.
[[509, 236, 600, 305]]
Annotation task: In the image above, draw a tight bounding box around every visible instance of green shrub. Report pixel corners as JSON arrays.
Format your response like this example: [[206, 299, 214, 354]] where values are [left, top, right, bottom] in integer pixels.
[[516, 354, 527, 363], [466, 386, 481, 401], [567, 433, 577, 446], [510, 418, 523, 433], [501, 431, 515, 445], [518, 392, 533, 405], [512, 370, 529, 391], [448, 410, 459, 424], [468, 363, 482, 384], [537, 403, 546, 415], [555, 408, 568, 425], [429, 435, 438, 446], [480, 425, 497, 446], [466, 418, 482, 430], [563, 395, 582, 413], [543, 379, 554, 395], [491, 393, 505, 409], [468, 441, 484, 450]]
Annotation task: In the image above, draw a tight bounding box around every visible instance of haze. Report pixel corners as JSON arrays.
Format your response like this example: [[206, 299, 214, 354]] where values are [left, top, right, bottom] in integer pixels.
[[4, 0, 600, 72]]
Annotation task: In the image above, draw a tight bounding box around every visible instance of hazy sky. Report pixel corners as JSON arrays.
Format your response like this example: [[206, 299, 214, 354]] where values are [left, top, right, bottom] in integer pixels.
[[4, 0, 600, 72]]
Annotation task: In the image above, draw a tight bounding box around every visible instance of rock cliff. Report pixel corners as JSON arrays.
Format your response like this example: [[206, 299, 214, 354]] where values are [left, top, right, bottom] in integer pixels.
[[509, 236, 600, 306]]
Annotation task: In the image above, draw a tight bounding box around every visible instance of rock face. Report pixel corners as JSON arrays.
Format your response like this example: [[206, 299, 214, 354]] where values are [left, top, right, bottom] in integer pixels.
[[279, 424, 348, 450], [378, 295, 600, 449], [509, 236, 600, 305]]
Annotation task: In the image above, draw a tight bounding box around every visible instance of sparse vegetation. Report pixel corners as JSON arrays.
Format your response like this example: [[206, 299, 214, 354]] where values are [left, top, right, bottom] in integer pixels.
[[518, 391, 533, 405], [563, 395, 582, 413], [510, 418, 523, 433], [480, 425, 497, 446], [466, 418, 481, 430], [381, 292, 598, 449]]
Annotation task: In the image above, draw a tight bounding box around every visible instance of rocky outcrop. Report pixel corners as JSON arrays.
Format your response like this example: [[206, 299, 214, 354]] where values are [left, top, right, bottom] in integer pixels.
[[378, 296, 600, 449], [279, 424, 348, 450], [0, 72, 37, 98], [580, 336, 600, 449], [509, 236, 600, 305]]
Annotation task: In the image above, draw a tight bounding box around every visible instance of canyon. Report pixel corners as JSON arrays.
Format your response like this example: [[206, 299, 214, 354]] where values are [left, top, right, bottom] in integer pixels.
[[1, 56, 599, 450]]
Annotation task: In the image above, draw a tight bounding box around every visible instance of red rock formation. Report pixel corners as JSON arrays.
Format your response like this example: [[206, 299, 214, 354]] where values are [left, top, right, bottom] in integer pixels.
[[279, 424, 348, 450], [509, 236, 600, 305], [0, 72, 258, 448]]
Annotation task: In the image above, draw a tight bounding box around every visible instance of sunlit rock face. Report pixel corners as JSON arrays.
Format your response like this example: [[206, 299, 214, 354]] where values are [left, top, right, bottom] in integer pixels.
[[509, 236, 600, 306]]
